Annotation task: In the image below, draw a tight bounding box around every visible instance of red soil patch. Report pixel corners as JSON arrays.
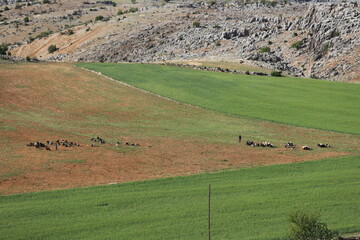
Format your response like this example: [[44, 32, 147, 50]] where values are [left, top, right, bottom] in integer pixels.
[[0, 129, 347, 195]]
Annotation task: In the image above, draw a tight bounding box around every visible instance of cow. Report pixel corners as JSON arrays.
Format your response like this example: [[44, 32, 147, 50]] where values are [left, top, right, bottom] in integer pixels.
[[285, 142, 295, 149], [302, 145, 311, 150], [317, 143, 331, 148]]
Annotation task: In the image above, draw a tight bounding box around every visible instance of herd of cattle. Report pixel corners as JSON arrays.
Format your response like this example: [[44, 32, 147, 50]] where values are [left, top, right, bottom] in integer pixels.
[[245, 140, 331, 150], [26, 137, 140, 151], [26, 140, 81, 150]]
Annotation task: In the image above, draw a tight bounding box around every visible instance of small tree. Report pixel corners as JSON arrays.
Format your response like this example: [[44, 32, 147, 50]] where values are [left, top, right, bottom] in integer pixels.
[[117, 9, 123, 15], [24, 16, 29, 23], [0, 43, 9, 55], [270, 71, 282, 77], [4, 6, 10, 11], [95, 15, 104, 21], [192, 21, 200, 28], [26, 56, 31, 62], [48, 44, 57, 53], [286, 210, 338, 240]]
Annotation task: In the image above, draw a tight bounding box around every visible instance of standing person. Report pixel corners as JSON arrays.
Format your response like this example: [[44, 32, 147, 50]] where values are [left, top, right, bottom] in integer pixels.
[[238, 135, 242, 143]]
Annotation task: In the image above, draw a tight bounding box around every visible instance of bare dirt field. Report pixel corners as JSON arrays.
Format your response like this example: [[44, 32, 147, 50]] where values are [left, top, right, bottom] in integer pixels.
[[0, 63, 358, 195]]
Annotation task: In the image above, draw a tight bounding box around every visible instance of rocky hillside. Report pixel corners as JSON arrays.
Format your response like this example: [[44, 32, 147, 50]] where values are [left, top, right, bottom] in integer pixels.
[[3, 0, 360, 82]]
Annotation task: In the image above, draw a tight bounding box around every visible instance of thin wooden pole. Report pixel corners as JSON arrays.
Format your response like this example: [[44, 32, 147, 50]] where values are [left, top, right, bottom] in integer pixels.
[[208, 184, 211, 240]]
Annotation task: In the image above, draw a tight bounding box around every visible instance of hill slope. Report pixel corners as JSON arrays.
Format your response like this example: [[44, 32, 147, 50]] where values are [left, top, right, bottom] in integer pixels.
[[2, 0, 359, 82], [1, 63, 358, 194]]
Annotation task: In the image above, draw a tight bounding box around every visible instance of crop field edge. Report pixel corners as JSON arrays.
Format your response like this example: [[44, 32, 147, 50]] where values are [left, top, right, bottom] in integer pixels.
[[76, 62, 360, 136]]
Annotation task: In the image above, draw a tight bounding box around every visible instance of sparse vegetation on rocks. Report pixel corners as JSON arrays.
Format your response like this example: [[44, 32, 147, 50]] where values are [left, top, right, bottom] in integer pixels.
[[192, 21, 200, 28], [259, 46, 271, 53], [291, 40, 303, 50]]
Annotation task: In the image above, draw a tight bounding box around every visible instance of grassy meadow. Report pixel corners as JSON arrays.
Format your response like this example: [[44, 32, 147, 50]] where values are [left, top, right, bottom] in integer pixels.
[[1, 155, 360, 240], [77, 63, 360, 135]]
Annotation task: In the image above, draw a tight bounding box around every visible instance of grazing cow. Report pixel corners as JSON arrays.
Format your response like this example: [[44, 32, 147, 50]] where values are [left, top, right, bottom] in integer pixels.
[[55, 143, 58, 150], [115, 141, 120, 147], [285, 142, 295, 149], [27, 142, 34, 147], [302, 145, 311, 150], [317, 143, 331, 148], [261, 141, 274, 148], [246, 140, 253, 146], [46, 146, 51, 151]]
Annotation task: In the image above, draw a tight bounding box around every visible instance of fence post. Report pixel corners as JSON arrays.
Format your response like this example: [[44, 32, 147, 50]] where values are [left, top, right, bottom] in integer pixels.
[[208, 184, 211, 240]]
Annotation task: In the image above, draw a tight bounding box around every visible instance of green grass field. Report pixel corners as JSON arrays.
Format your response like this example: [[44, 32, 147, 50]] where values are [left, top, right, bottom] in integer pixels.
[[77, 63, 360, 135], [1, 155, 359, 240]]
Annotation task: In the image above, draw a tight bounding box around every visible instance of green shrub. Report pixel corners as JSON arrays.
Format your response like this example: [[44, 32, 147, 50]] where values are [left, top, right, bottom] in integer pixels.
[[286, 210, 338, 240], [270, 71, 282, 77], [43, 0, 50, 3], [192, 21, 200, 28], [291, 40, 303, 50], [15, 3, 22, 9], [67, 29, 74, 35], [259, 46, 270, 53], [48, 44, 57, 53], [95, 15, 104, 21], [35, 30, 53, 40], [26, 56, 31, 62], [0, 43, 9, 55], [129, 7, 138, 13], [117, 10, 123, 15], [131, 0, 136, 4], [4, 6, 10, 11], [208, 0, 216, 6], [331, 31, 340, 38], [24, 16, 29, 23], [322, 43, 330, 52]]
